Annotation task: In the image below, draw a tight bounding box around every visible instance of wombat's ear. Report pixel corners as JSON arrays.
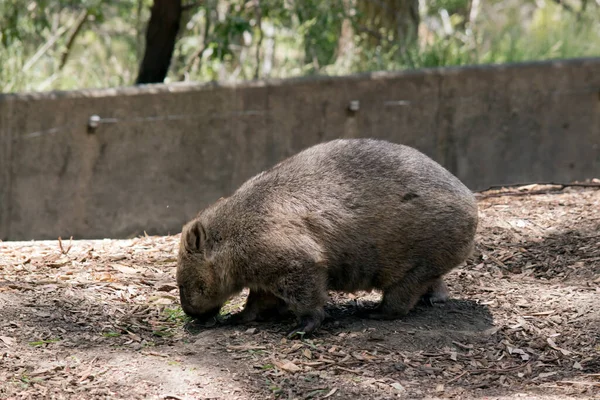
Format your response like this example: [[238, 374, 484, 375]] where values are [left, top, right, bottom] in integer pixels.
[[183, 220, 206, 253]]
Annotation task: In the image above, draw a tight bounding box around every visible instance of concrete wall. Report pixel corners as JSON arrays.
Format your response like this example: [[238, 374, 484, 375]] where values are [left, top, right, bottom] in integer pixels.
[[1, 58, 599, 241]]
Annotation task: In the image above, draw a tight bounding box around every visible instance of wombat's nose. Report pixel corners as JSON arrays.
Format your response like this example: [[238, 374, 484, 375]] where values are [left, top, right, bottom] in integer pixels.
[[180, 303, 200, 318], [179, 297, 202, 318], [182, 304, 220, 323]]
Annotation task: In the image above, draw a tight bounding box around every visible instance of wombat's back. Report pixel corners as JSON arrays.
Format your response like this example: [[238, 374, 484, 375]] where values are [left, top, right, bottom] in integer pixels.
[[202, 139, 478, 292], [235, 139, 473, 204]]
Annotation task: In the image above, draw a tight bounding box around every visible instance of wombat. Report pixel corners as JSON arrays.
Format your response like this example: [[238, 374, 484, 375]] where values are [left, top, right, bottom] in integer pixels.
[[176, 138, 478, 337]]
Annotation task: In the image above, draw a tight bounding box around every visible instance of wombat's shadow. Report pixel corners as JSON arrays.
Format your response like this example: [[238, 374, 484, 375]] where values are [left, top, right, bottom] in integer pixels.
[[327, 294, 493, 332], [187, 293, 494, 351]]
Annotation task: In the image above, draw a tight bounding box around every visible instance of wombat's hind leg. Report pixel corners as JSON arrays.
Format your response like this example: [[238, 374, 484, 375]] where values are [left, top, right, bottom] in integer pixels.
[[227, 289, 288, 324], [420, 277, 450, 306], [366, 270, 441, 320]]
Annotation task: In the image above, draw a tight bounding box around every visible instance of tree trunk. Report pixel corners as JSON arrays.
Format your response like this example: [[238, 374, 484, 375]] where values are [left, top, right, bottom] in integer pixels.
[[59, 9, 89, 70], [336, 0, 355, 63], [356, 0, 419, 50], [135, 0, 183, 85]]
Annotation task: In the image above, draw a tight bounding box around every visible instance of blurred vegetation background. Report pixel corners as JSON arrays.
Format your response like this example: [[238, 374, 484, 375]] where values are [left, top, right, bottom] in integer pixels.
[[1, 0, 599, 93]]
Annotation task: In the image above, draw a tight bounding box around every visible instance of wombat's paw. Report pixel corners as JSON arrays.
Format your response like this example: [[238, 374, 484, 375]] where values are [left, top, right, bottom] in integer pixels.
[[223, 310, 258, 325], [420, 291, 449, 306], [421, 278, 450, 306], [183, 317, 218, 334], [286, 315, 323, 339]]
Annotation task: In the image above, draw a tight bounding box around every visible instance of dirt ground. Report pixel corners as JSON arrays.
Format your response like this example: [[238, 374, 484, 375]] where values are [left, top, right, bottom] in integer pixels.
[[1, 184, 599, 400]]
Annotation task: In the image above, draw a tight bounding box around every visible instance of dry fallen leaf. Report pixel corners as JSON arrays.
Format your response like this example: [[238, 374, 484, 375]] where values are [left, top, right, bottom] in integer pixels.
[[227, 344, 266, 351], [94, 272, 114, 282], [390, 382, 405, 392], [126, 331, 142, 342], [152, 298, 173, 305], [547, 338, 572, 355], [507, 346, 530, 361], [47, 256, 70, 268], [0, 336, 16, 347], [156, 283, 178, 292], [111, 263, 138, 274], [286, 343, 303, 353], [275, 360, 301, 373], [538, 371, 558, 379]]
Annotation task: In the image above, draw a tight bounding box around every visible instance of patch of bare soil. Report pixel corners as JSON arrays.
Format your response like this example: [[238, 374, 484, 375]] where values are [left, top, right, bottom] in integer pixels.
[[1, 184, 599, 400]]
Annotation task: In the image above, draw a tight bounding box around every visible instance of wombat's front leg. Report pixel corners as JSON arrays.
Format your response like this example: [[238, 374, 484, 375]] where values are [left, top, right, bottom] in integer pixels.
[[228, 289, 288, 324], [367, 272, 441, 320], [274, 266, 328, 338]]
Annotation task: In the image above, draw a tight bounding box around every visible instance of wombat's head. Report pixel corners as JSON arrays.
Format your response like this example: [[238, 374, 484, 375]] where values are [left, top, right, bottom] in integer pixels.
[[176, 219, 226, 322]]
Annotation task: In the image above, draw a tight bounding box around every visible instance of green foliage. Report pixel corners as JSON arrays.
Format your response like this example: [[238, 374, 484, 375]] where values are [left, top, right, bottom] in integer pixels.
[[1, 0, 599, 93], [426, 0, 470, 15], [101, 331, 121, 338], [345, 0, 600, 72], [163, 306, 191, 323], [28, 338, 61, 346], [0, 0, 148, 92], [294, 0, 345, 70]]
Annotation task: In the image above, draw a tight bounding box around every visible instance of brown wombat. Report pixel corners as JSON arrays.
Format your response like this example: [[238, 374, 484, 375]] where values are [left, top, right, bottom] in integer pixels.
[[176, 138, 478, 337]]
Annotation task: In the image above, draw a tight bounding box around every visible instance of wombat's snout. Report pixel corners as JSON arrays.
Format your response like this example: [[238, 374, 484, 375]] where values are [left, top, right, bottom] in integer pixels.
[[182, 305, 220, 322], [179, 286, 220, 321]]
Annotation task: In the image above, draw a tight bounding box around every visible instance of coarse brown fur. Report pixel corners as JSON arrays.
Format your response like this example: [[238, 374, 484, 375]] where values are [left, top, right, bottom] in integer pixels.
[[176, 138, 478, 337]]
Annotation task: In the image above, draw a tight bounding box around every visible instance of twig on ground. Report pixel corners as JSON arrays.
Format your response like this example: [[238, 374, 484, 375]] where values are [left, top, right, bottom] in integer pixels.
[[475, 181, 600, 199], [446, 370, 468, 384]]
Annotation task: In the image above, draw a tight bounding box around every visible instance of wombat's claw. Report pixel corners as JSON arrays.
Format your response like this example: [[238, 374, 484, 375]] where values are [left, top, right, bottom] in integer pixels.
[[420, 294, 448, 306], [286, 318, 320, 339], [220, 313, 239, 325], [222, 311, 256, 325], [418, 295, 434, 307], [184, 317, 218, 333], [286, 329, 306, 339]]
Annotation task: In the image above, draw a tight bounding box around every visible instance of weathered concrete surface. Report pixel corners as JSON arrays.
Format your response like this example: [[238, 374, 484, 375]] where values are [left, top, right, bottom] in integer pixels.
[[0, 96, 13, 240], [1, 58, 599, 240]]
